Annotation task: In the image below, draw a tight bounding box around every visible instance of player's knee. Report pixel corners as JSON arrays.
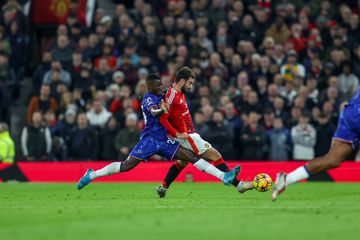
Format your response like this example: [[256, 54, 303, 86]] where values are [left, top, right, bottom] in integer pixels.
[[121, 157, 139, 172], [187, 152, 199, 163], [203, 148, 222, 161]]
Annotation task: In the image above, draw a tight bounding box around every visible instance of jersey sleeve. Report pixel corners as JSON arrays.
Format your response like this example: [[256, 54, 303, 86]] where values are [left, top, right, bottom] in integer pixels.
[[159, 113, 178, 137], [159, 89, 178, 137], [142, 96, 158, 113]]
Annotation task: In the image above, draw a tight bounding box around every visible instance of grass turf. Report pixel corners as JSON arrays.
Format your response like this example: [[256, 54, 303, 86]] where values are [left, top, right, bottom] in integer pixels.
[[0, 183, 359, 240]]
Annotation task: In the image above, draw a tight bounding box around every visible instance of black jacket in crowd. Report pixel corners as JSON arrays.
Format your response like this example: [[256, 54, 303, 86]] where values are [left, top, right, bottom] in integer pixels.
[[240, 125, 267, 160], [315, 121, 336, 157], [21, 125, 51, 159], [70, 126, 99, 160]]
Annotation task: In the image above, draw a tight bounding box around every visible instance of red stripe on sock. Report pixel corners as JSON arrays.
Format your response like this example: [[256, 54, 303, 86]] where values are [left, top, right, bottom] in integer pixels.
[[213, 158, 226, 166], [174, 162, 184, 170], [162, 181, 168, 188]]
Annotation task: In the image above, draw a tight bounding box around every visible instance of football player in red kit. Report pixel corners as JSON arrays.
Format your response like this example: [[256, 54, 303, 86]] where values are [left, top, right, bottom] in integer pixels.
[[156, 66, 254, 197]]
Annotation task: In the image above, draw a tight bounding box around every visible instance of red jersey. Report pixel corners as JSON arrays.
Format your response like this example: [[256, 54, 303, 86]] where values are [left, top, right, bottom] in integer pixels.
[[159, 87, 195, 136]]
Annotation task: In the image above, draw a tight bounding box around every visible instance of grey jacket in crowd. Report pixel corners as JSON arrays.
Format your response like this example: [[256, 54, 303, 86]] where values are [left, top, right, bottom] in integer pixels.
[[291, 124, 316, 160]]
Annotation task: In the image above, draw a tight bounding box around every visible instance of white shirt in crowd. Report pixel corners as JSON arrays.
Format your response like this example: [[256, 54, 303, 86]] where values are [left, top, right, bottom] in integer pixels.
[[86, 108, 112, 127]]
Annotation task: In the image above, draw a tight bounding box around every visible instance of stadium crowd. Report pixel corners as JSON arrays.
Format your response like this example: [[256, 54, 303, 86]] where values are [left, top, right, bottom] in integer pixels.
[[2, 0, 360, 162]]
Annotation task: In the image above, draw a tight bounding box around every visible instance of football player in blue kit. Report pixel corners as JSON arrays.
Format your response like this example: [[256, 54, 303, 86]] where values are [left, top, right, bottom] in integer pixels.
[[77, 74, 240, 190], [272, 90, 360, 201]]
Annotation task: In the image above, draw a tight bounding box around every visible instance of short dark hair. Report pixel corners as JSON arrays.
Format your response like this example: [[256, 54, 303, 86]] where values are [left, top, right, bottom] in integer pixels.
[[175, 66, 195, 83], [146, 74, 161, 84], [301, 110, 311, 119]]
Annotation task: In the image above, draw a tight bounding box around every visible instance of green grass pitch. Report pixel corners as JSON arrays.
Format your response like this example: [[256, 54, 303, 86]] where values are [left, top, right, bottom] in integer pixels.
[[0, 182, 359, 240]]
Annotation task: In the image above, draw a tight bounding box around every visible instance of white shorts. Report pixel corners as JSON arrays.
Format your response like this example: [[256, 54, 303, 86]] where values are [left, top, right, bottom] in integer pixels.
[[176, 133, 212, 155]]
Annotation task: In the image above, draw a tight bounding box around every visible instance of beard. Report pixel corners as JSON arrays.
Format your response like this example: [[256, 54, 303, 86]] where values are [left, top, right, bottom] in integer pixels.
[[181, 85, 188, 94]]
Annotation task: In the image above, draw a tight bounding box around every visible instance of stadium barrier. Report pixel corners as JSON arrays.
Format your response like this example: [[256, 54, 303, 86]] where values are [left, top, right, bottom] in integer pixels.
[[1, 162, 360, 182]]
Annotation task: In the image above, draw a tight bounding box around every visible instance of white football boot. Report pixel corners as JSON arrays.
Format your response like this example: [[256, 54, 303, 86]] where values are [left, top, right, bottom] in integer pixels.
[[272, 173, 287, 201]]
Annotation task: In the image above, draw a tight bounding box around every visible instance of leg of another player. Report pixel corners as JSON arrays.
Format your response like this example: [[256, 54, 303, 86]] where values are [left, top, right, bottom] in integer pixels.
[[90, 156, 142, 179], [77, 157, 142, 190], [272, 140, 352, 200], [287, 140, 352, 186], [161, 160, 188, 189], [161, 148, 233, 189], [201, 148, 254, 193], [174, 147, 240, 185]]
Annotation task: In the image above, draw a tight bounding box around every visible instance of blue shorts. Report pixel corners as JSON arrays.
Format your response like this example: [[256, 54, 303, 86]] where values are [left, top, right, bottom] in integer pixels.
[[333, 104, 360, 149], [129, 135, 180, 161]]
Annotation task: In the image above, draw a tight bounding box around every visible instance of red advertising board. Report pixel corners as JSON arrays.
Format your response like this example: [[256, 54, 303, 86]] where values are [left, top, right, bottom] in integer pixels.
[[1, 162, 360, 182]]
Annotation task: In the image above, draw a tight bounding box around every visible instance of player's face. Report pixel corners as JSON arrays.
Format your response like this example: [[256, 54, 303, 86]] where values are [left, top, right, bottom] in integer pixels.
[[149, 80, 163, 96], [181, 77, 195, 93]]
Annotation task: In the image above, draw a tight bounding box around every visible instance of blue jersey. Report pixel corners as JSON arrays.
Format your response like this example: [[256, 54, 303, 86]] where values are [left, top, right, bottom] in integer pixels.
[[349, 90, 360, 105], [129, 92, 180, 161], [140, 93, 168, 141], [333, 90, 360, 148]]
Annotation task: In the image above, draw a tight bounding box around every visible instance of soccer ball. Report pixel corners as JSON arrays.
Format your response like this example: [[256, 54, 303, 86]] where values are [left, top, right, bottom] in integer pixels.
[[253, 173, 272, 192]]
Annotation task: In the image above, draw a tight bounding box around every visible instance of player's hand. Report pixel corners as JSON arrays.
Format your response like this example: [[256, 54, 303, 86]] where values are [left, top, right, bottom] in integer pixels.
[[176, 132, 189, 139], [159, 100, 167, 112]]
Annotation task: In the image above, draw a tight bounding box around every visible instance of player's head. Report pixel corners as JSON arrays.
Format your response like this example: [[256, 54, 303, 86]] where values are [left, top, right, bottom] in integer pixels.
[[175, 66, 195, 93], [146, 74, 163, 96]]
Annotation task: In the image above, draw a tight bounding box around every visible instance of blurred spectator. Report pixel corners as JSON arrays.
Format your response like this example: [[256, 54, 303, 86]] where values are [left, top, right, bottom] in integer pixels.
[[93, 58, 113, 90], [315, 112, 336, 157], [203, 110, 234, 160], [99, 117, 118, 160], [114, 113, 140, 160], [7, 20, 28, 82], [291, 111, 316, 160], [0, 54, 11, 83], [21, 112, 52, 161], [280, 50, 305, 81], [0, 122, 14, 163], [86, 99, 112, 128], [338, 60, 359, 100], [32, 52, 52, 94], [224, 102, 242, 158], [70, 113, 99, 160], [27, 84, 58, 123], [242, 90, 262, 114], [240, 112, 266, 160], [267, 118, 291, 161], [52, 108, 77, 151], [273, 97, 289, 123], [0, 83, 11, 125], [265, 16, 291, 44], [0, 26, 11, 56], [193, 111, 209, 137], [43, 61, 72, 87], [50, 136, 68, 161], [263, 109, 275, 130]]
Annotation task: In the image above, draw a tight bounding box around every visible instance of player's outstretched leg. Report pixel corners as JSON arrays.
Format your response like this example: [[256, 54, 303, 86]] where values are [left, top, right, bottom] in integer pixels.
[[157, 151, 252, 198], [174, 147, 241, 185], [156, 160, 188, 198], [77, 157, 141, 190], [272, 140, 352, 201], [202, 149, 254, 193]]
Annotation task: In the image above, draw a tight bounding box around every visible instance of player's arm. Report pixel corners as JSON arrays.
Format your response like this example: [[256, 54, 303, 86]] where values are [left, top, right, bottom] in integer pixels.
[[159, 100, 188, 139], [149, 100, 168, 116]]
